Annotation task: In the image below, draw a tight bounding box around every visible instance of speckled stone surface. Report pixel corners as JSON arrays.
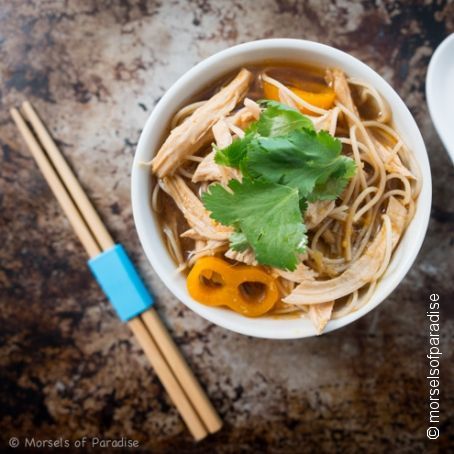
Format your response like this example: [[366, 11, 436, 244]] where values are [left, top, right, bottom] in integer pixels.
[[0, 1, 453, 452]]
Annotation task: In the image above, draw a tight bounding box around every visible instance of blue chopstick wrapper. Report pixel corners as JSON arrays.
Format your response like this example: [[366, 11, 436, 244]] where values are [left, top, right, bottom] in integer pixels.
[[88, 244, 154, 321]]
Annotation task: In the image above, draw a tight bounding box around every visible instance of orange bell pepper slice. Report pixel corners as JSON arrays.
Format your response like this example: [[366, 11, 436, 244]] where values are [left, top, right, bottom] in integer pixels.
[[187, 256, 279, 317], [263, 79, 335, 114]]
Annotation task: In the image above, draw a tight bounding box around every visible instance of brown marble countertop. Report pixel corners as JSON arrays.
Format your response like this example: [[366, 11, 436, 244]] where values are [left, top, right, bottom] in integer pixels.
[[1, 1, 453, 452]]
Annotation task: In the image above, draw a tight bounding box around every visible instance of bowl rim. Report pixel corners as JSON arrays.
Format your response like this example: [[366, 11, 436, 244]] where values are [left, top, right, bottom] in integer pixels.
[[131, 38, 432, 339], [426, 33, 454, 163]]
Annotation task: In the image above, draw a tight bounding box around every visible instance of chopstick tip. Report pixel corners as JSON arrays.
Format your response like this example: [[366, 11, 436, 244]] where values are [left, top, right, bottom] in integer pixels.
[[10, 107, 21, 121]]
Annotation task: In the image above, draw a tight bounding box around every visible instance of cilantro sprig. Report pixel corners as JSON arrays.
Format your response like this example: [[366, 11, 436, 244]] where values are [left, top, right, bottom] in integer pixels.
[[203, 178, 307, 270], [248, 129, 357, 201], [215, 101, 314, 170], [202, 101, 356, 271]]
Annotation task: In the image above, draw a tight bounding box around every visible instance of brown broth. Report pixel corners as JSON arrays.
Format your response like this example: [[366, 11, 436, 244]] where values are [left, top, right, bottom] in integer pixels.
[[191, 61, 329, 103]]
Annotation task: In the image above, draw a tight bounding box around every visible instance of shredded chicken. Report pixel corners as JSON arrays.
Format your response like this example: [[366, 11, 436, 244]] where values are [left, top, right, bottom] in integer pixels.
[[225, 248, 257, 265], [160, 175, 232, 241], [192, 151, 235, 183], [180, 228, 205, 241], [244, 98, 262, 118], [212, 118, 232, 149], [308, 302, 335, 334], [274, 262, 333, 333], [227, 103, 260, 139], [374, 139, 415, 179], [192, 99, 261, 185], [152, 69, 252, 177], [284, 197, 407, 305], [307, 108, 337, 134], [305, 200, 335, 230], [192, 118, 240, 184], [191, 239, 226, 257], [187, 239, 227, 266], [386, 195, 408, 239], [273, 263, 317, 283], [327, 69, 358, 117]]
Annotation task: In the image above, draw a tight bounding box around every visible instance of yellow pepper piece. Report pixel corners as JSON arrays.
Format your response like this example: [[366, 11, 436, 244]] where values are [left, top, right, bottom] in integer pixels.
[[187, 256, 279, 317], [263, 80, 335, 114]]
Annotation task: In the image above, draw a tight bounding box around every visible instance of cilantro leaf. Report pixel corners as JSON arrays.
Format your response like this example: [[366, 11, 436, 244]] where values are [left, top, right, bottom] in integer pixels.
[[214, 101, 314, 168], [247, 129, 356, 201], [250, 100, 314, 137], [214, 134, 253, 168], [202, 178, 306, 270]]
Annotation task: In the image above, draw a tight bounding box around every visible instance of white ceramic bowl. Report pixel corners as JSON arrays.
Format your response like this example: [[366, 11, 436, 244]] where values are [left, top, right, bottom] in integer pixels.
[[131, 39, 431, 339]]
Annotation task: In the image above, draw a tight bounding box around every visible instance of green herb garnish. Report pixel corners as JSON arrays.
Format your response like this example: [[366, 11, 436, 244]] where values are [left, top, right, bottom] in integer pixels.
[[202, 101, 356, 270], [203, 178, 307, 270], [247, 129, 357, 201]]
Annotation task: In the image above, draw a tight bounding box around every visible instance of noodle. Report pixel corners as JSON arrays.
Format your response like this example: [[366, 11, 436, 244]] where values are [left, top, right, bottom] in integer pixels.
[[163, 223, 184, 267], [186, 155, 204, 163], [151, 180, 161, 213], [178, 167, 194, 179], [347, 78, 391, 123], [329, 107, 340, 136]]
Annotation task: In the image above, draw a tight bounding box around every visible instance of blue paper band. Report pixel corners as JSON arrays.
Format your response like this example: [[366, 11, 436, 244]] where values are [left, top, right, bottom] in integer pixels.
[[88, 244, 154, 321]]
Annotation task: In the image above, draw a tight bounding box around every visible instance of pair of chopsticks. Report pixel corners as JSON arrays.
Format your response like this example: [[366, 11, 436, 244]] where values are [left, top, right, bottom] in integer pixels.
[[11, 101, 222, 441]]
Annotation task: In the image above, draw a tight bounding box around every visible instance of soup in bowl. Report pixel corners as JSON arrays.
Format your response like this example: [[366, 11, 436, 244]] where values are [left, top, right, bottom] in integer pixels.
[[131, 39, 431, 339]]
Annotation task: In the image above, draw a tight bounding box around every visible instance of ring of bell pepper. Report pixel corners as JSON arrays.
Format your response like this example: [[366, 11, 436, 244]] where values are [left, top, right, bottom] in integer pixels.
[[187, 256, 279, 317], [263, 79, 335, 114]]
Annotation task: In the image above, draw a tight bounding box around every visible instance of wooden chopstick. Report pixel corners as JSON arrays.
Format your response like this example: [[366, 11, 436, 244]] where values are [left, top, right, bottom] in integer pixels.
[[20, 101, 222, 435], [10, 106, 215, 441], [127, 318, 207, 441], [20, 101, 114, 250], [10, 109, 100, 257], [139, 309, 222, 433]]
